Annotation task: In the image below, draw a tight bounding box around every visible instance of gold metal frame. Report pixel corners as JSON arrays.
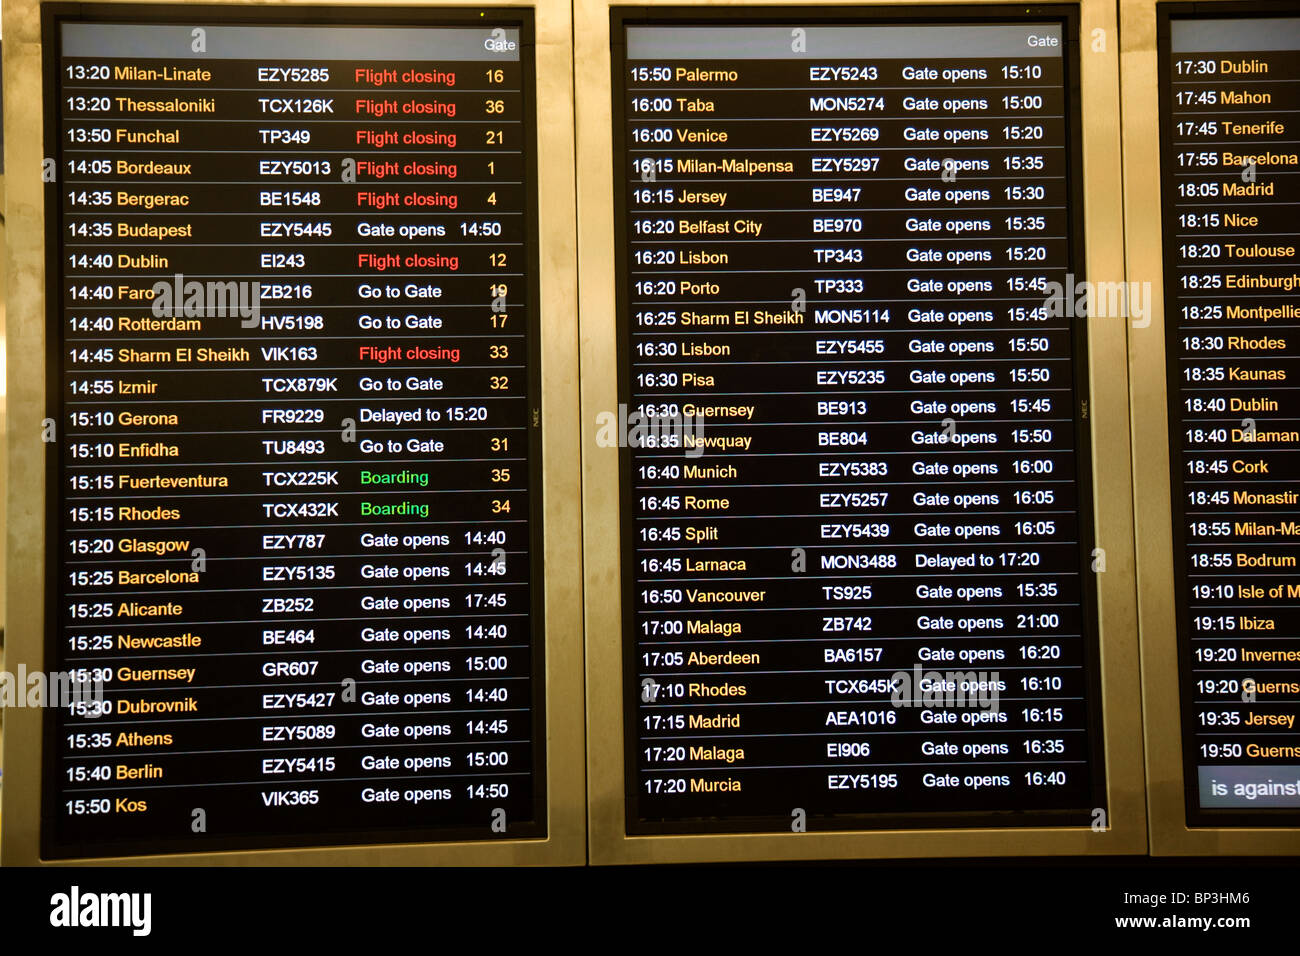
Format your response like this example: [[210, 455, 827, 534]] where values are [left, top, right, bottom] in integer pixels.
[[1120, 0, 1300, 856], [578, 0, 1147, 863], [0, 0, 585, 865]]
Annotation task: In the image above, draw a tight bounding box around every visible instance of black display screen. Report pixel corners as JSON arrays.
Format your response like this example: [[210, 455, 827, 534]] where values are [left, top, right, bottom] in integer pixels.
[[1158, 4, 1300, 826], [613, 8, 1107, 834], [42, 5, 545, 858]]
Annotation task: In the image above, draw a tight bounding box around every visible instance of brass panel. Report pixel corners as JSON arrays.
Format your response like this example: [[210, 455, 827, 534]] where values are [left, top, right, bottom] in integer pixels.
[[1120, 0, 1300, 856], [0, 0, 585, 866], [579, 0, 1147, 863]]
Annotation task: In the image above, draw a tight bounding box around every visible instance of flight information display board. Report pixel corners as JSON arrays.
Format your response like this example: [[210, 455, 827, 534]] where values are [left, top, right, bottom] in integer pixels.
[[613, 10, 1107, 834], [1158, 8, 1300, 825], [43, 7, 544, 858]]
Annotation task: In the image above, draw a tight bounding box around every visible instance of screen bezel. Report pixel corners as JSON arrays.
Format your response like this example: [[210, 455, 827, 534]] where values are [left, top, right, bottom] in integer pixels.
[[579, 0, 1147, 864], [1125, 0, 1300, 855], [1, 0, 585, 867]]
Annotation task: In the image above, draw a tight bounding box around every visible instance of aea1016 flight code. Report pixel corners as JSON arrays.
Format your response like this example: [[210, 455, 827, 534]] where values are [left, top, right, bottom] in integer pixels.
[[614, 16, 1107, 833]]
